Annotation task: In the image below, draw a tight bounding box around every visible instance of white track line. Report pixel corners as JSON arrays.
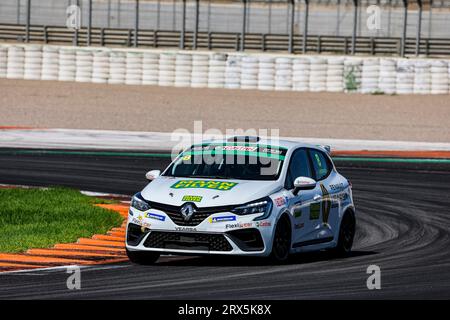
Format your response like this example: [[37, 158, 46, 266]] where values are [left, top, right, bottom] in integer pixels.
[[1, 128, 450, 151]]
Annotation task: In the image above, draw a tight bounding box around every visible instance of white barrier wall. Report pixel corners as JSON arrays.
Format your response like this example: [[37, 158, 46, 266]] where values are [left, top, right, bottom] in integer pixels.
[[1, 44, 450, 95]]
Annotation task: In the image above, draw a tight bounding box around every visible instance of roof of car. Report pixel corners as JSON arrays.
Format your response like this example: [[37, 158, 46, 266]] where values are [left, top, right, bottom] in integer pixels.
[[199, 137, 323, 151]]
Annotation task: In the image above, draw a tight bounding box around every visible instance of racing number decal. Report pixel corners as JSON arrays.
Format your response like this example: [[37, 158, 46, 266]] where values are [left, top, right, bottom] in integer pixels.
[[320, 184, 332, 224]]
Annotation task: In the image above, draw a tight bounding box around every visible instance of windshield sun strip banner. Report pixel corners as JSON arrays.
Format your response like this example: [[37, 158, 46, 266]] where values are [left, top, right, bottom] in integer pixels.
[[192, 142, 288, 149], [190, 143, 287, 156], [181, 150, 286, 161]]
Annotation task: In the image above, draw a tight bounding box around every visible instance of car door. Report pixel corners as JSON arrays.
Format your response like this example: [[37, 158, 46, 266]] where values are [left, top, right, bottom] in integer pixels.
[[284, 148, 323, 246], [307, 148, 335, 241]]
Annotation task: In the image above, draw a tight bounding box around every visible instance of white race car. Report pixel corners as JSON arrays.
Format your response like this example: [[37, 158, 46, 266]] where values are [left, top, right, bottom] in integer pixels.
[[126, 136, 355, 264]]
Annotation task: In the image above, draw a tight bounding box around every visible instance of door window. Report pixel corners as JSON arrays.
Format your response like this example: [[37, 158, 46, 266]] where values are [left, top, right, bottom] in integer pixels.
[[285, 149, 313, 190], [309, 149, 331, 181]]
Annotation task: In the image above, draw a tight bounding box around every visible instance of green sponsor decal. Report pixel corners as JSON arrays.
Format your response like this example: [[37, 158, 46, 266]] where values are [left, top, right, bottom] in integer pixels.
[[310, 203, 321, 220], [171, 180, 238, 191], [293, 207, 302, 218], [182, 195, 203, 202]]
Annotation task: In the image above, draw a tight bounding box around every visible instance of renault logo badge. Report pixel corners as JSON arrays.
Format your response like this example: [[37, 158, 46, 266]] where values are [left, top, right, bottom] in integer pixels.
[[180, 203, 195, 221]]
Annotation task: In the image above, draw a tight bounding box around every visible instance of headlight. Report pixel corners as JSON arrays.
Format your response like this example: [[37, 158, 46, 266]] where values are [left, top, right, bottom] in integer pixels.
[[232, 197, 273, 220], [131, 193, 151, 212]]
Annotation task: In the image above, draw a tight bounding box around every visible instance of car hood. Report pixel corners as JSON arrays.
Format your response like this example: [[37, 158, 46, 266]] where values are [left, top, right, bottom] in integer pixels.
[[141, 176, 282, 207]]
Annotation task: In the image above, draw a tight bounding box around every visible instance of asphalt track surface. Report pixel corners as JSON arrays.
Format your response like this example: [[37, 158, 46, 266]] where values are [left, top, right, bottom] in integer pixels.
[[0, 149, 449, 299]]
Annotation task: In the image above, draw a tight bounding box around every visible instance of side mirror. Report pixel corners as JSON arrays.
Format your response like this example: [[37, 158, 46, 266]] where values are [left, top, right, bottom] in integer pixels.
[[145, 170, 161, 181], [293, 176, 317, 195]]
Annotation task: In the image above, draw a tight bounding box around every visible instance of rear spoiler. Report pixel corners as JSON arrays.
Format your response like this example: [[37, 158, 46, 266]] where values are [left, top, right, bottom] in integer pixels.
[[317, 145, 331, 155]]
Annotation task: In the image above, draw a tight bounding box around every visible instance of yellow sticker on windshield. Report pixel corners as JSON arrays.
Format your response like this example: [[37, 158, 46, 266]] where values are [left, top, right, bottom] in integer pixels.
[[171, 180, 238, 191]]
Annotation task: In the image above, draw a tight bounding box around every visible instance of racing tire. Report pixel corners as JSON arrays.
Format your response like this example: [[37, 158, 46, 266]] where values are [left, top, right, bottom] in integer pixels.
[[332, 211, 356, 256], [269, 215, 291, 263], [126, 248, 160, 265]]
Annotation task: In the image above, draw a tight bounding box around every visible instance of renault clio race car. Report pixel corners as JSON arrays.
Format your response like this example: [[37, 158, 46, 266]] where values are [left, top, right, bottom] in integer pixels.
[[126, 136, 355, 264]]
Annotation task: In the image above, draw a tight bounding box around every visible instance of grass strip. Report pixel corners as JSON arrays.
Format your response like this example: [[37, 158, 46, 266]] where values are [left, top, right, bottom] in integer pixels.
[[0, 188, 123, 253]]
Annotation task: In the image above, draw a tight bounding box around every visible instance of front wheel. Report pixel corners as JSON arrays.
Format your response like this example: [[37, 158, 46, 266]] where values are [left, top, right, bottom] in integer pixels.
[[126, 248, 160, 265], [269, 215, 291, 263]]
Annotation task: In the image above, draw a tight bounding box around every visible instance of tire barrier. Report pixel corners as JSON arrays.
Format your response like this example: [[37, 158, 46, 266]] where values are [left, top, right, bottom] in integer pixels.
[[225, 55, 241, 89], [125, 52, 143, 85], [309, 57, 327, 92], [275, 57, 293, 91], [413, 60, 431, 95], [396, 60, 415, 95], [208, 53, 227, 89], [1, 44, 450, 95], [191, 54, 209, 88], [240, 56, 259, 90], [24, 45, 42, 80], [361, 58, 379, 94], [75, 50, 93, 83], [58, 48, 76, 82], [327, 57, 344, 93], [0, 46, 7, 78], [142, 52, 159, 86], [379, 58, 397, 94], [258, 56, 275, 91], [6, 46, 24, 79], [159, 53, 176, 87], [41, 46, 58, 81], [92, 50, 110, 84], [430, 60, 449, 94], [292, 58, 309, 92], [174, 54, 192, 87], [343, 58, 362, 93], [109, 51, 126, 85]]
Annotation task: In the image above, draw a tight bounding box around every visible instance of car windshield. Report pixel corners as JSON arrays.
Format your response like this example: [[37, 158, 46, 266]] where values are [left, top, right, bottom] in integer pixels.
[[163, 143, 287, 181]]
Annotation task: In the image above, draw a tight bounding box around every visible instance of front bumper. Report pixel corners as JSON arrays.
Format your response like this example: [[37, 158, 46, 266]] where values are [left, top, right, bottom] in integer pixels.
[[126, 207, 274, 256]]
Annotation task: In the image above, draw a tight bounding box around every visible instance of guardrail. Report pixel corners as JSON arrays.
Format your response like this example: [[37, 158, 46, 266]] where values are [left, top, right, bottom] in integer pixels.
[[1, 23, 450, 57]]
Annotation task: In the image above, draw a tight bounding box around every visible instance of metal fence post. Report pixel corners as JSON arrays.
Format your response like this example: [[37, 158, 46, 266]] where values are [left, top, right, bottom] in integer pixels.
[[117, 0, 121, 28], [88, 0, 92, 46], [73, 0, 80, 46], [286, 0, 289, 34], [302, 0, 309, 54], [208, 0, 212, 33], [415, 0, 422, 56], [268, 0, 272, 34], [17, 0, 21, 24], [180, 0, 186, 49], [172, 0, 176, 31], [193, 0, 200, 49], [156, 0, 161, 29], [43, 25, 48, 43], [134, 0, 139, 47], [107, 0, 111, 28], [336, 0, 341, 36], [351, 0, 358, 55], [288, 0, 295, 54], [428, 4, 432, 38], [25, 0, 31, 42], [387, 2, 392, 37], [401, 0, 408, 57], [241, 0, 247, 51]]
